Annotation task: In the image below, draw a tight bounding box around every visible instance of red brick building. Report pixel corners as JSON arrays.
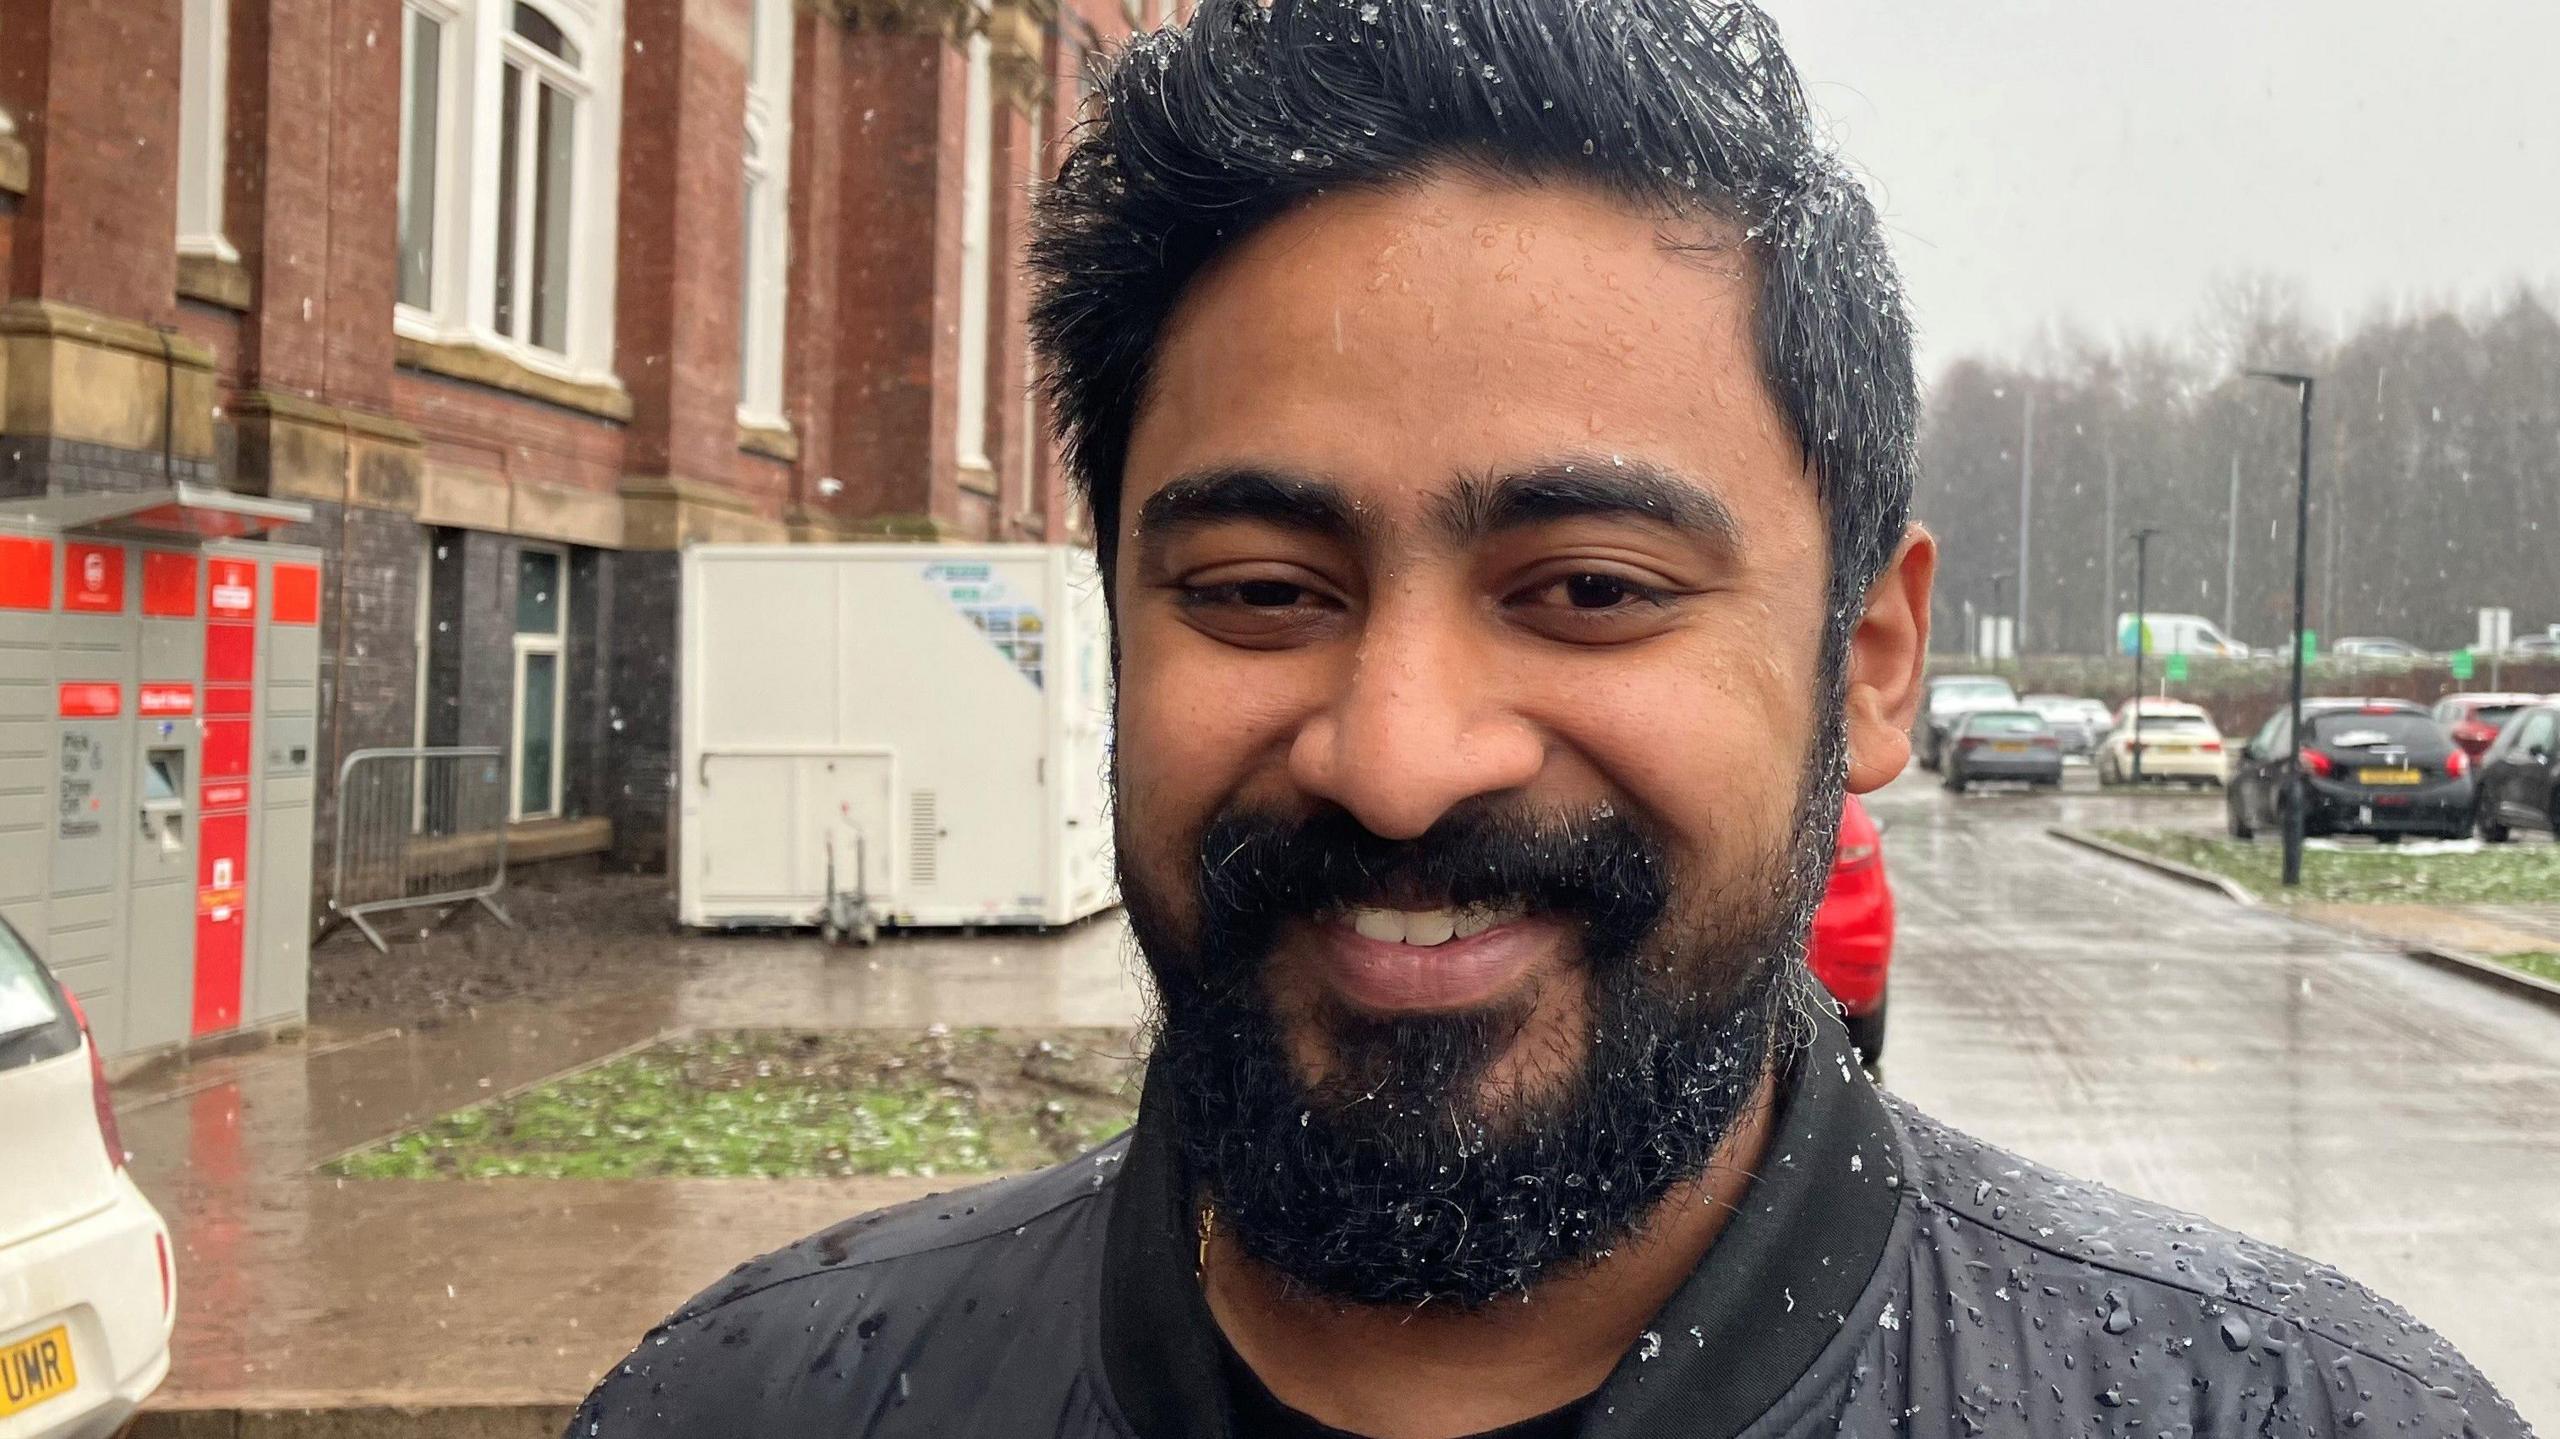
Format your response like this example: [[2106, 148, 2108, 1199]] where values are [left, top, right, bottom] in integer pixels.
[[0, 0, 1156, 880]]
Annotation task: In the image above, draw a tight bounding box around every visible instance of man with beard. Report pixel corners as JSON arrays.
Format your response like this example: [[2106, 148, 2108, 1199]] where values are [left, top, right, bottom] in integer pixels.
[[570, 1, 2524, 1435]]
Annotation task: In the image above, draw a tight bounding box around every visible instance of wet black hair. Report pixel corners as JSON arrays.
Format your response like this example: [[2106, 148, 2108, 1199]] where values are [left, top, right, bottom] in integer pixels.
[[1028, 0, 1917, 626]]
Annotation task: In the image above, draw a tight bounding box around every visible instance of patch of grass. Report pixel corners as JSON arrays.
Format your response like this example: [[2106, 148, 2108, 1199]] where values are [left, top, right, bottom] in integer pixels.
[[2094, 829, 2560, 906], [328, 1027, 1142, 1180], [2492, 952, 2560, 985]]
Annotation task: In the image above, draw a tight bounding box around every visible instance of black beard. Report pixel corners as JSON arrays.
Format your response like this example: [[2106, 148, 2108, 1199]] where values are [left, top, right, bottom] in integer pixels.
[[1122, 725, 1844, 1308]]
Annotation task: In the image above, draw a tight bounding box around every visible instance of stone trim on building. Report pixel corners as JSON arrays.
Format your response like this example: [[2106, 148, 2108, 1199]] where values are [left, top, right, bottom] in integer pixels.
[[228, 389, 426, 513], [395, 334, 637, 423], [0, 123, 29, 196], [738, 419, 802, 463], [621, 473, 788, 549], [175, 252, 252, 312], [0, 298, 218, 462]]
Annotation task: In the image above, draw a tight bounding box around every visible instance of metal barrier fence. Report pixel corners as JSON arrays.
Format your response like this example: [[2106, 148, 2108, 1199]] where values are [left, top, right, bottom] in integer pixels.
[[322, 746, 516, 952]]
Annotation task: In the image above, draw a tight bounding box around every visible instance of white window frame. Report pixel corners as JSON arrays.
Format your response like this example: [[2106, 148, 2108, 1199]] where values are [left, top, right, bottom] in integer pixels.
[[177, 0, 235, 261], [738, 0, 794, 428], [1017, 106, 1043, 527], [954, 27, 996, 472], [398, 0, 462, 312], [509, 544, 568, 822], [394, 0, 625, 386]]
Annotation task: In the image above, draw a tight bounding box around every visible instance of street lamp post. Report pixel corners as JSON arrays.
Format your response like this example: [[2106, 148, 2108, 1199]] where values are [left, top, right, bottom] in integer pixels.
[[2129, 528, 2160, 783], [2247, 370, 2317, 889], [1987, 572, 2011, 664]]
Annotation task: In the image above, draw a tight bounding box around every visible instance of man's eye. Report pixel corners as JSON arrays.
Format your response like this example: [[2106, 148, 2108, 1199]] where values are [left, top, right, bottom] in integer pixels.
[[1232, 579, 1308, 608], [1537, 574, 1664, 611], [1178, 578, 1318, 610]]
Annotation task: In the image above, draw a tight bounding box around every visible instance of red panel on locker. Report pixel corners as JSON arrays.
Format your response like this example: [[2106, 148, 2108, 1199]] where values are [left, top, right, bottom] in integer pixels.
[[202, 686, 254, 717], [0, 535, 50, 610], [143, 551, 200, 617], [203, 718, 253, 782], [272, 563, 320, 624], [192, 811, 251, 1036], [57, 683, 122, 717], [206, 623, 256, 682]]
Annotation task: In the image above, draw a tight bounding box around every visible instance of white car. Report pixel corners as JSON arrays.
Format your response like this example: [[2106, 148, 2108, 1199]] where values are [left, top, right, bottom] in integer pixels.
[[0, 921, 173, 1439], [2097, 700, 2229, 787]]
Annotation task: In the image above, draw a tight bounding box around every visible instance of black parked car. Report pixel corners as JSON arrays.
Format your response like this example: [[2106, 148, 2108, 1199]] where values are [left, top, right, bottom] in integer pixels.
[[2474, 701, 2560, 843], [2226, 700, 2473, 841]]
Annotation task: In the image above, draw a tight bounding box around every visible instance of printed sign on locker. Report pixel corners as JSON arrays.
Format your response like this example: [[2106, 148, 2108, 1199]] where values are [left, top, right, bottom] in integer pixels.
[[139, 684, 197, 717], [208, 558, 257, 619], [63, 543, 126, 613]]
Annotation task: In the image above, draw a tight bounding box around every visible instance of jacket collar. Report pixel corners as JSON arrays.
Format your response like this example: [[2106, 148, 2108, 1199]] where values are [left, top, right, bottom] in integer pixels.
[[1097, 1007, 1907, 1439]]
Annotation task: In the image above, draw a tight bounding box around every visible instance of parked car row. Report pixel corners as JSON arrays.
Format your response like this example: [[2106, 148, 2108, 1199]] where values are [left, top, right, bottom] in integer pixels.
[[2221, 693, 2560, 844], [1915, 671, 2560, 844]]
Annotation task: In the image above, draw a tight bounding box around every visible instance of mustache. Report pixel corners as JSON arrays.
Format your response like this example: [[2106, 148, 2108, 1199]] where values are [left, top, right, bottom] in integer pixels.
[[1189, 799, 1672, 967]]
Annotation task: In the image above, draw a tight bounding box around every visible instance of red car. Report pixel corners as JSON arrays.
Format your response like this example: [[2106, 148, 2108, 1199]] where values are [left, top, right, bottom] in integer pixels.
[[1809, 795, 1895, 1063], [2430, 692, 2546, 762]]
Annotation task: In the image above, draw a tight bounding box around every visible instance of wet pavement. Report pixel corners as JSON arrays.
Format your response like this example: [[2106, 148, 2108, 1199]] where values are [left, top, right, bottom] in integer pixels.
[[1871, 767, 2560, 1428], [116, 919, 1146, 1416], [114, 767, 2560, 1430]]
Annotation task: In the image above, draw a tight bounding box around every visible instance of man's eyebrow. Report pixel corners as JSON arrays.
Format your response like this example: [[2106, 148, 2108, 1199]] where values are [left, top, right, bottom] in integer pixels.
[[1434, 459, 1744, 550], [1131, 466, 1372, 549]]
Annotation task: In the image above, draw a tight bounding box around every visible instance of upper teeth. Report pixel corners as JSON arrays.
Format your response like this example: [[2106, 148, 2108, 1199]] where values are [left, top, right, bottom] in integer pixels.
[[1346, 906, 1520, 946]]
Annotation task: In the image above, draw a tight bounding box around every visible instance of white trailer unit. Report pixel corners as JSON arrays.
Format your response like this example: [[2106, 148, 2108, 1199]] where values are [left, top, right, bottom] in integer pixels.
[[678, 544, 1114, 936]]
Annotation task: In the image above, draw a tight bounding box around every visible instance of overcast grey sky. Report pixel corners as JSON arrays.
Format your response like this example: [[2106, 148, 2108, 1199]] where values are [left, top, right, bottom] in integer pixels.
[[1756, 1, 2560, 377]]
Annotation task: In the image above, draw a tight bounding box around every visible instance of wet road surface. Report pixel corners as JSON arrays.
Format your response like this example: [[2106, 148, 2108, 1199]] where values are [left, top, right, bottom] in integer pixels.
[[1873, 766, 2560, 1427], [113, 766, 2559, 1426]]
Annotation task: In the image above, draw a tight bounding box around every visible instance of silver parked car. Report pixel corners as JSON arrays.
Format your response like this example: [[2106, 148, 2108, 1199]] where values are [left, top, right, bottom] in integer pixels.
[[2022, 694, 2111, 761], [1943, 710, 2066, 792]]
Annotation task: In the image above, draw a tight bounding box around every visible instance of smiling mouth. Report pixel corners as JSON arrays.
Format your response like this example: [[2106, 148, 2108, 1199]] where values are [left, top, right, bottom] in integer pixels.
[[1305, 904, 1553, 1014], [1337, 903, 1530, 946]]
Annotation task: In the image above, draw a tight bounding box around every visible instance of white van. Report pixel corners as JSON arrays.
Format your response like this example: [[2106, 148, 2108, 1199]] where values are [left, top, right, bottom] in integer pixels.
[[2116, 613, 2253, 659]]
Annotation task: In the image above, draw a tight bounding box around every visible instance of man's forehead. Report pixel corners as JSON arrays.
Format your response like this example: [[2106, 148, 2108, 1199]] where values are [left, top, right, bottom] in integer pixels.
[[1123, 172, 1795, 540]]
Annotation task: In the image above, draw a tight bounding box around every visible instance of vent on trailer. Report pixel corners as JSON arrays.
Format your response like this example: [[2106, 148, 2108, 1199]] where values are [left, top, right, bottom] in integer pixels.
[[908, 791, 940, 886]]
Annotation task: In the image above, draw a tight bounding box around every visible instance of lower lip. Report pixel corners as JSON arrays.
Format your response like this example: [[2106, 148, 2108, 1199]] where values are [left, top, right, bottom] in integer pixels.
[[1307, 919, 1555, 1014]]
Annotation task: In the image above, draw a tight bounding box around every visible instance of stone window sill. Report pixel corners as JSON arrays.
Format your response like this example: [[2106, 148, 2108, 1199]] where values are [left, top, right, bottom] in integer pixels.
[[958, 457, 998, 498], [396, 333, 634, 423], [738, 419, 800, 462], [177, 251, 252, 312]]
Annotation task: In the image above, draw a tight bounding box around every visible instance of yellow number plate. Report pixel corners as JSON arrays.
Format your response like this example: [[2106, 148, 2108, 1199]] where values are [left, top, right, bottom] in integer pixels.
[[2358, 767, 2421, 785], [0, 1324, 76, 1419], [1992, 741, 2029, 753]]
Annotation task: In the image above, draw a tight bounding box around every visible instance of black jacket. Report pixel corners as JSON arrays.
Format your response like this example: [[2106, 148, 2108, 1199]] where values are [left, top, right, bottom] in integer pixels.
[[571, 1015, 2525, 1437]]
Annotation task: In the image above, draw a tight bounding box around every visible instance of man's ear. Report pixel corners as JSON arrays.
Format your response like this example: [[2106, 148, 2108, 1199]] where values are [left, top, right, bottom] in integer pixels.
[[1843, 527, 1936, 795]]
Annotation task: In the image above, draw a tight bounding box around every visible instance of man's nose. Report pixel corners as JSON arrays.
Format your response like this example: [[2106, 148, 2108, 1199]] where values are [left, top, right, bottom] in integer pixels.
[[1284, 596, 1544, 840]]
